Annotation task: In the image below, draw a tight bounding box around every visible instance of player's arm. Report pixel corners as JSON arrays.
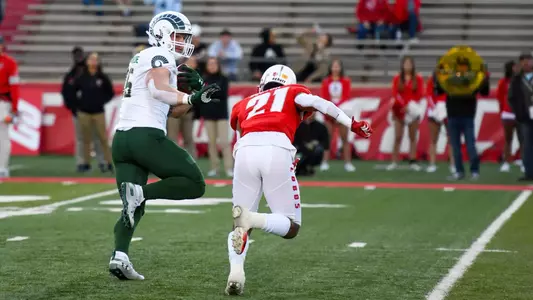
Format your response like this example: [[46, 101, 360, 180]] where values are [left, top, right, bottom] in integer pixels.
[[146, 67, 191, 107], [8, 59, 20, 114], [294, 93, 373, 138]]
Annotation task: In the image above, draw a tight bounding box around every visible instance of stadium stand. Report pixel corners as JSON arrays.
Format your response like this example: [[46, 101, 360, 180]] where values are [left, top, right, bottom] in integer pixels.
[[5, 0, 533, 83]]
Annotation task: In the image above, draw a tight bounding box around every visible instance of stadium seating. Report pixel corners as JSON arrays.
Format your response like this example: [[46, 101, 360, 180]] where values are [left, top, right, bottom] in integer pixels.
[[7, 0, 533, 84]]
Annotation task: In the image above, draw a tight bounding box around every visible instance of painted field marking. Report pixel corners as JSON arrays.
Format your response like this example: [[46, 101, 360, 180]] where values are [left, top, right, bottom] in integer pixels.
[[0, 189, 117, 220], [131, 237, 143, 242], [68, 207, 204, 214], [0, 195, 50, 203], [6, 236, 29, 242], [348, 242, 367, 248], [436, 247, 515, 253], [8, 165, 26, 171], [61, 181, 77, 186], [427, 190, 532, 300], [100, 198, 232, 206], [214, 182, 228, 187], [364, 185, 376, 190], [302, 203, 347, 208], [4, 177, 533, 191], [443, 187, 455, 192]]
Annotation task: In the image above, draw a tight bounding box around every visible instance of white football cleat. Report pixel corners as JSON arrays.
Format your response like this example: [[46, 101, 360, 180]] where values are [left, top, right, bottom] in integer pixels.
[[232, 206, 252, 232], [500, 162, 510, 172], [120, 182, 143, 228], [231, 227, 249, 255], [225, 267, 246, 296], [344, 162, 356, 172], [426, 165, 437, 173], [109, 251, 145, 280]]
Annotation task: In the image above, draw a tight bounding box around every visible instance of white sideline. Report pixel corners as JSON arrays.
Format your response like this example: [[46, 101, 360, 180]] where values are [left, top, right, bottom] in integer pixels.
[[427, 190, 532, 300], [0, 189, 117, 220]]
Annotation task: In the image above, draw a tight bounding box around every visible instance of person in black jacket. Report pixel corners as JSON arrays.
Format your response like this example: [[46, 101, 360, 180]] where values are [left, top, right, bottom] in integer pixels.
[[74, 52, 114, 172], [249, 28, 286, 80], [508, 53, 533, 181], [61, 46, 108, 173], [293, 113, 330, 176], [200, 57, 233, 177], [435, 57, 490, 180]]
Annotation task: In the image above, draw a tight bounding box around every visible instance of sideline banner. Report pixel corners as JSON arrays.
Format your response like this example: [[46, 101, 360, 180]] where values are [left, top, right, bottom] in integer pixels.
[[12, 83, 518, 162]]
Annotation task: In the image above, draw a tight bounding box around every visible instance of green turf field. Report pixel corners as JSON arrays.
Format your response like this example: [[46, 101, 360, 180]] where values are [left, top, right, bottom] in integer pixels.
[[1, 156, 532, 300]]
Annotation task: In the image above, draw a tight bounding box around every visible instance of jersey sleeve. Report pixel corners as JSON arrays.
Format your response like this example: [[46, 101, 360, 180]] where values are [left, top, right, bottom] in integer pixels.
[[230, 100, 241, 131], [290, 84, 313, 111]]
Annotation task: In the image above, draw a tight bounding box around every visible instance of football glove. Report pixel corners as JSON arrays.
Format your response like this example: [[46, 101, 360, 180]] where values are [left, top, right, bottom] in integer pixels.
[[177, 64, 204, 92], [351, 118, 373, 139], [189, 83, 221, 105]]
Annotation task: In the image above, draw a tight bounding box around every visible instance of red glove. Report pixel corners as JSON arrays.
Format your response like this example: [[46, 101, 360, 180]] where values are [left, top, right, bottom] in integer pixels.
[[351, 117, 373, 139]]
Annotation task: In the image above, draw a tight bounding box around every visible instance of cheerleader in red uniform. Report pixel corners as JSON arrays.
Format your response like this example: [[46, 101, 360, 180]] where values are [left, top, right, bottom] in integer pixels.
[[426, 74, 455, 173], [497, 60, 522, 172], [387, 56, 424, 171], [319, 59, 355, 172]]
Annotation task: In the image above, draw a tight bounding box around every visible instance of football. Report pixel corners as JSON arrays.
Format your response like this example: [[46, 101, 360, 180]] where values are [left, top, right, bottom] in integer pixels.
[[176, 63, 193, 94]]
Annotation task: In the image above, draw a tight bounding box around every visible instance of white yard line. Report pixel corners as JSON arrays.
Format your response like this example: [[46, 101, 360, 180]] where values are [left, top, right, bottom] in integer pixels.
[[0, 189, 117, 220], [427, 190, 532, 300]]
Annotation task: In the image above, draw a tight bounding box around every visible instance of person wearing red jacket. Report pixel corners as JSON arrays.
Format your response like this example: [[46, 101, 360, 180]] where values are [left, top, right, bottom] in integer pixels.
[[0, 35, 20, 178], [389, 0, 421, 43], [356, 0, 390, 45], [426, 74, 455, 173], [388, 56, 424, 171], [497, 60, 522, 173], [319, 59, 355, 172]]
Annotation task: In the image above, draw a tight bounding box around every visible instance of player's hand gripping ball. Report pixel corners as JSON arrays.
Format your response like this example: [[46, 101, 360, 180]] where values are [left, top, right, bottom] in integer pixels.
[[177, 64, 204, 93]]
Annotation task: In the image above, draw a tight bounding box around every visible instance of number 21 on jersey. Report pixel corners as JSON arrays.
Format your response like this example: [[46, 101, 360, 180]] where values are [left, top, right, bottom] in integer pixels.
[[245, 86, 290, 120]]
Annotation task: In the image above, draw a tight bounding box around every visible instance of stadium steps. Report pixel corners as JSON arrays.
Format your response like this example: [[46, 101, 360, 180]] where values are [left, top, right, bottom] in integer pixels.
[[11, 0, 533, 83]]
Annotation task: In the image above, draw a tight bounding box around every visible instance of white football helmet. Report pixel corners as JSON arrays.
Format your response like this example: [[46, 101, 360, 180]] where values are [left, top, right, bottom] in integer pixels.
[[147, 11, 194, 60], [258, 64, 297, 92]]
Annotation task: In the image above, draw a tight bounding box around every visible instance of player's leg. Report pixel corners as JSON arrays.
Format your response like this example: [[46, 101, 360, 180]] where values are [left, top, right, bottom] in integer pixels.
[[117, 127, 206, 228], [77, 112, 93, 168], [109, 132, 148, 280], [205, 120, 220, 176], [92, 113, 113, 168], [225, 145, 263, 295], [232, 146, 300, 244]]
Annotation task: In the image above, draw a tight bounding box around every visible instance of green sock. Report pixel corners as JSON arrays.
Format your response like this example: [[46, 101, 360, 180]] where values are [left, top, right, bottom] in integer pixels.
[[143, 177, 205, 200], [114, 202, 145, 254]]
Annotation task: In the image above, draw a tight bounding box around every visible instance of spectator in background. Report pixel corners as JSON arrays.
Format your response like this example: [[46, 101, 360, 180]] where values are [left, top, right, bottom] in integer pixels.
[[200, 57, 233, 177], [115, 0, 132, 17], [296, 24, 332, 83], [508, 53, 533, 181], [167, 56, 197, 158], [355, 0, 390, 47], [73, 52, 114, 173], [435, 57, 490, 180], [249, 28, 286, 81], [134, 0, 182, 45], [319, 59, 355, 172], [62, 47, 107, 173], [293, 113, 330, 176], [0, 0, 4, 25], [208, 29, 242, 81], [389, 0, 421, 44], [497, 60, 522, 173], [387, 56, 424, 171], [191, 24, 208, 74], [0, 35, 19, 178], [82, 0, 104, 16], [426, 73, 455, 173]]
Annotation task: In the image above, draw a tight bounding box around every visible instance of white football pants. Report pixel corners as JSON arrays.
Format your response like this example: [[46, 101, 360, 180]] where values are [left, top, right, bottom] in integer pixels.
[[0, 101, 11, 171], [232, 145, 302, 225]]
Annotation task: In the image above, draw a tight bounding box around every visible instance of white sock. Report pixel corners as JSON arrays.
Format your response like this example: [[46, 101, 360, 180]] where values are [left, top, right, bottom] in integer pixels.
[[227, 231, 249, 267], [253, 213, 291, 237]]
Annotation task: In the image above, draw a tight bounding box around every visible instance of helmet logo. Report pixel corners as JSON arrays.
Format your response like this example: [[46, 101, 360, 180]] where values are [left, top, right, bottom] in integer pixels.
[[272, 72, 278, 77]]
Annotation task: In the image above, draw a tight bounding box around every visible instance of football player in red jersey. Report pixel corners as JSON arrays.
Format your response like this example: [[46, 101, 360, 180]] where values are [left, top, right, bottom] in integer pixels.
[[224, 64, 372, 295]]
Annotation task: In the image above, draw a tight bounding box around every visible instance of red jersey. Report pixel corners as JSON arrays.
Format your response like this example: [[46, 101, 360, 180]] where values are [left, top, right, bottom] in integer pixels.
[[320, 76, 351, 106], [356, 0, 390, 23], [231, 84, 312, 142], [0, 53, 20, 113], [426, 75, 446, 109], [496, 78, 512, 114], [391, 73, 424, 118]]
